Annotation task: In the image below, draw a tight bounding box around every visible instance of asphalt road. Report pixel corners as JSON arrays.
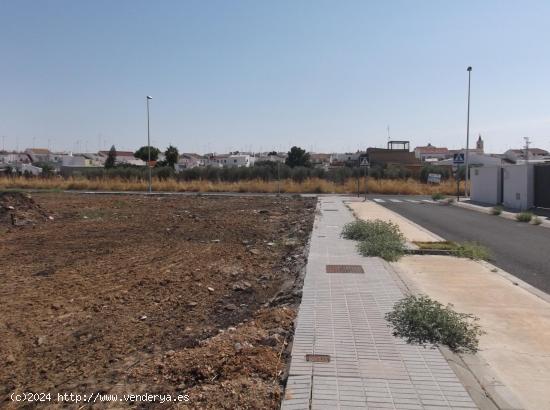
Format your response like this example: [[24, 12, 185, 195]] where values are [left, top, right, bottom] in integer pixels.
[[373, 196, 550, 294]]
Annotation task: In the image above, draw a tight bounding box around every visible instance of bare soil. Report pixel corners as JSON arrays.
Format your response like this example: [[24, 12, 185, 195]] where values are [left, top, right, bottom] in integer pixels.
[[0, 193, 316, 409]]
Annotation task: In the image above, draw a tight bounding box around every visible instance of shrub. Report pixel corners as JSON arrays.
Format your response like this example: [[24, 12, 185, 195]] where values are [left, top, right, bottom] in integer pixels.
[[456, 241, 491, 261], [491, 206, 503, 215], [516, 212, 533, 222], [342, 220, 406, 261], [385, 295, 483, 353], [431, 192, 444, 201]]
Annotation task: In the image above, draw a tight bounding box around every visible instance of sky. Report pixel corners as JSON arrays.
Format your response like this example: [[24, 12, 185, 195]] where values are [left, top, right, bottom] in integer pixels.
[[1, 0, 549, 154]]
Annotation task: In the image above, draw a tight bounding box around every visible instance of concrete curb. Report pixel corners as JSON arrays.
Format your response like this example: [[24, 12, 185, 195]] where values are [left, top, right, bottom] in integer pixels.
[[450, 200, 550, 229]]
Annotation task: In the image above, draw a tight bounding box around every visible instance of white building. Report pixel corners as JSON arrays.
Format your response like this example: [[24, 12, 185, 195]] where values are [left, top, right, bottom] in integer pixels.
[[329, 152, 363, 165], [177, 153, 205, 169]]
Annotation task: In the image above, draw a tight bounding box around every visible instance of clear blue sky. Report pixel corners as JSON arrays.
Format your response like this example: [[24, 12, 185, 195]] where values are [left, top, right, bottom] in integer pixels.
[[1, 0, 549, 154]]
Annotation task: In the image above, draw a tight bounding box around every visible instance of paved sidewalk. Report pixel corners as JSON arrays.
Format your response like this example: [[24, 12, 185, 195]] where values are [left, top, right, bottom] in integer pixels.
[[282, 197, 477, 409]]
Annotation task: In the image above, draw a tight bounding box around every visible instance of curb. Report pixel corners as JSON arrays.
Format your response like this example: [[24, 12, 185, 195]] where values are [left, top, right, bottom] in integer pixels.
[[450, 200, 550, 229]]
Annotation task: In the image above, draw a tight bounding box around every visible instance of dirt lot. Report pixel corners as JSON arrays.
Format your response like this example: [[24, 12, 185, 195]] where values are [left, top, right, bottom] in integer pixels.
[[0, 192, 316, 409]]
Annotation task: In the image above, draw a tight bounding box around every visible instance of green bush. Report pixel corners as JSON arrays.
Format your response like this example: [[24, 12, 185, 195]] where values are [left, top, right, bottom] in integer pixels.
[[456, 241, 491, 261], [342, 220, 406, 261], [431, 192, 444, 201], [385, 295, 483, 353], [516, 212, 533, 222], [491, 206, 503, 215]]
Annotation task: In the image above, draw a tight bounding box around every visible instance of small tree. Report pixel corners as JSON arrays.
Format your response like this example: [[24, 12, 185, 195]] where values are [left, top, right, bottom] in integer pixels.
[[165, 145, 179, 169], [285, 146, 311, 168], [134, 146, 160, 162], [105, 145, 117, 169]]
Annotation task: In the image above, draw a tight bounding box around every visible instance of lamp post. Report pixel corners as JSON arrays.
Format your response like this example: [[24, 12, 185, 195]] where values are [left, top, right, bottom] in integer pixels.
[[146, 96, 153, 193], [465, 66, 472, 197]]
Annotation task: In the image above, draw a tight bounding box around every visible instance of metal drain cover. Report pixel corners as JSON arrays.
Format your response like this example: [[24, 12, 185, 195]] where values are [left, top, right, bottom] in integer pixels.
[[326, 264, 364, 274], [306, 354, 331, 363]]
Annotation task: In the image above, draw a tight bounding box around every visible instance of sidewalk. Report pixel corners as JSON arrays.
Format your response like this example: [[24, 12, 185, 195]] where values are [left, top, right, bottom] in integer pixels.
[[282, 197, 477, 409]]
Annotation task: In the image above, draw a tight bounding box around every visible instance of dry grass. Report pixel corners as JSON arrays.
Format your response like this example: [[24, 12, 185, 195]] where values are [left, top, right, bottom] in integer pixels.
[[0, 176, 464, 195]]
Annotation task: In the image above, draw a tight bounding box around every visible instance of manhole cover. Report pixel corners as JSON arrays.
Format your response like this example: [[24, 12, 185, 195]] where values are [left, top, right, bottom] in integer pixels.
[[326, 264, 364, 274], [306, 354, 331, 363]]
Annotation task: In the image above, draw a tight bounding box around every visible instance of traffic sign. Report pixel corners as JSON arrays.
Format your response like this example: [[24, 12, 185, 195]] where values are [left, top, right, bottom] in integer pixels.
[[453, 153, 465, 164], [360, 158, 369, 167]]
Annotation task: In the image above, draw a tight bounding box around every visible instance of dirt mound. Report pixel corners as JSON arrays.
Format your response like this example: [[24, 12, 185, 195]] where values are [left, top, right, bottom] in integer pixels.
[[0, 192, 51, 227]]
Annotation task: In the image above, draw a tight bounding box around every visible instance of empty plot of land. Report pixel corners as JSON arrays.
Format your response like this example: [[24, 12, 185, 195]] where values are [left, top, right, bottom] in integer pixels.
[[0, 192, 315, 409]]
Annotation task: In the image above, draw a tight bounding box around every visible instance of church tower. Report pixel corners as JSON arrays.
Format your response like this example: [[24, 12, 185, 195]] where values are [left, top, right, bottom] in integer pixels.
[[476, 134, 484, 153]]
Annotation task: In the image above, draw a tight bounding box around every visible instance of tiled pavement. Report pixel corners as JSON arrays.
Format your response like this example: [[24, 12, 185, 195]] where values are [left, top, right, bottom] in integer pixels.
[[281, 197, 477, 410]]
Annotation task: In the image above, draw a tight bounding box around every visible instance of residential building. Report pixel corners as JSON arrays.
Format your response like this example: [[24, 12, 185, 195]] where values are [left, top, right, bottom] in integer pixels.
[[329, 152, 363, 166], [25, 148, 52, 163], [177, 153, 205, 169], [504, 148, 549, 163], [310, 153, 331, 168], [367, 141, 420, 167], [0, 152, 31, 164], [98, 150, 146, 166], [414, 144, 449, 161]]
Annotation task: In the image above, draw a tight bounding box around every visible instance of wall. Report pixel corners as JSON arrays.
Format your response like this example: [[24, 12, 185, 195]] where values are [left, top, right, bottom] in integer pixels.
[[502, 164, 534, 211], [471, 166, 502, 205]]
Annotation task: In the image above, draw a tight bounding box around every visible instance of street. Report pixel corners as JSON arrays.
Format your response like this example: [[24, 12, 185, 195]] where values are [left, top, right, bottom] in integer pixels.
[[368, 195, 550, 294]]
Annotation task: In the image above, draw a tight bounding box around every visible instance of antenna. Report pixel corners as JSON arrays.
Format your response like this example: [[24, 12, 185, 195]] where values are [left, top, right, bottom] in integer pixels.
[[387, 125, 391, 141], [523, 137, 531, 162]]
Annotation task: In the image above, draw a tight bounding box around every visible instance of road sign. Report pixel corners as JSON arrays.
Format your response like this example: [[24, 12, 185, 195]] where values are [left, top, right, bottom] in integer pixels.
[[427, 173, 442, 184], [360, 158, 369, 167], [453, 153, 465, 164]]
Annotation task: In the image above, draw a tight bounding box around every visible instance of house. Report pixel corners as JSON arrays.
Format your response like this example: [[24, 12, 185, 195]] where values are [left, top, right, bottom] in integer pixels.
[[256, 152, 286, 164], [436, 152, 503, 167], [25, 148, 52, 163], [177, 153, 205, 169], [329, 152, 363, 166], [367, 141, 420, 167], [504, 148, 549, 163], [414, 144, 449, 161], [0, 151, 31, 164], [204, 153, 255, 168], [98, 150, 146, 166], [14, 163, 43, 176], [310, 153, 331, 168]]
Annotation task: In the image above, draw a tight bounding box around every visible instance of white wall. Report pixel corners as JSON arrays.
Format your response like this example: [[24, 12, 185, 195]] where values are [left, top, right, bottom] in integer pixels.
[[502, 164, 534, 211], [471, 166, 501, 205]]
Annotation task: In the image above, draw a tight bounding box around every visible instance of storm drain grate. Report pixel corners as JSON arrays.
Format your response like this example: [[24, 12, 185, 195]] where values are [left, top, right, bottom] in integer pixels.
[[326, 264, 364, 274], [306, 354, 331, 363]]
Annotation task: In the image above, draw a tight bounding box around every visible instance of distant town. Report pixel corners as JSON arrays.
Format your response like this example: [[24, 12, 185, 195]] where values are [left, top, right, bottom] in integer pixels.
[[1, 135, 548, 177]]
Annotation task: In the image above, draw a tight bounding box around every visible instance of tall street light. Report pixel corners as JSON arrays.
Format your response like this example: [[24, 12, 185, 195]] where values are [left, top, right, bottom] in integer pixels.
[[465, 66, 472, 197], [146, 96, 153, 193]]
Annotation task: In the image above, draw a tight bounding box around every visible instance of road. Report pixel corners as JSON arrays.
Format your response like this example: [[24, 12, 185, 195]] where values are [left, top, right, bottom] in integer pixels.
[[368, 195, 550, 294]]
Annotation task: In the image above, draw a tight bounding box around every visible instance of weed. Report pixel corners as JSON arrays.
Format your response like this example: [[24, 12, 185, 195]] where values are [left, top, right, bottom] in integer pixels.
[[342, 220, 406, 261], [385, 294, 483, 353], [431, 192, 445, 201], [516, 212, 533, 222], [455, 241, 491, 260], [413, 241, 458, 251], [490, 206, 503, 215], [0, 176, 465, 195]]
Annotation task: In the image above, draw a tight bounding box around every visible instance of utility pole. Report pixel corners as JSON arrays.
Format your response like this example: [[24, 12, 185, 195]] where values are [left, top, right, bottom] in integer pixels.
[[1, 136, 5, 152], [146, 96, 153, 193], [465, 66, 472, 198], [277, 160, 280, 195]]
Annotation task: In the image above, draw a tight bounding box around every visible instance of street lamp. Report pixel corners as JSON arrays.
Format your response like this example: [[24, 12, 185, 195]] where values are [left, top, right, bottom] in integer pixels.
[[146, 96, 153, 193], [465, 66, 472, 197]]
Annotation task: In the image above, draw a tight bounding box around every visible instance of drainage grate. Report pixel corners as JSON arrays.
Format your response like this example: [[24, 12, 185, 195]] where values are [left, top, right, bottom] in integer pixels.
[[306, 354, 331, 363], [326, 264, 364, 274]]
